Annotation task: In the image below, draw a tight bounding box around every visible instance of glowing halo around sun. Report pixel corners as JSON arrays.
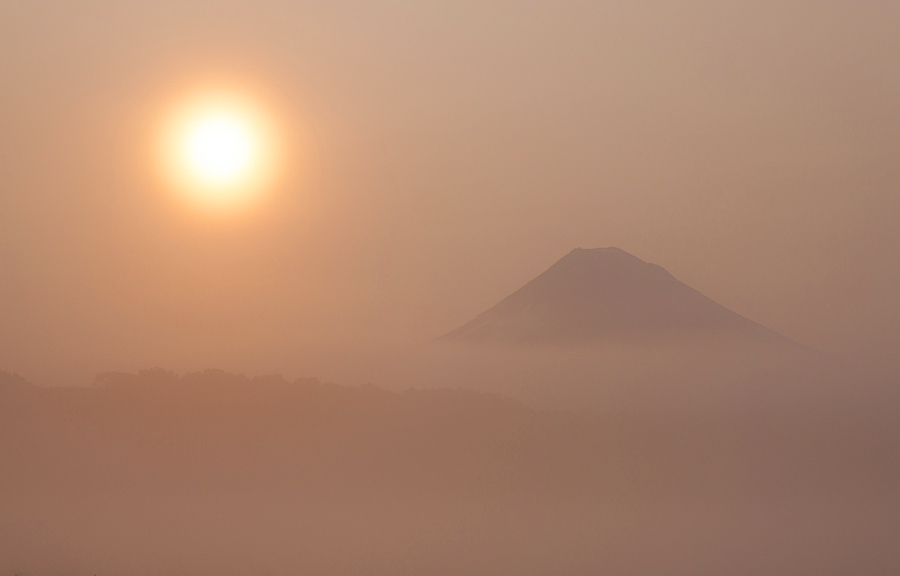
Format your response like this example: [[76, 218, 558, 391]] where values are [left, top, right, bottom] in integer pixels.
[[159, 89, 281, 211]]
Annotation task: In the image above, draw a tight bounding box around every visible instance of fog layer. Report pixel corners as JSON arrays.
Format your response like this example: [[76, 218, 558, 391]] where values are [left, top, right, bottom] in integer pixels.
[[2, 370, 898, 575]]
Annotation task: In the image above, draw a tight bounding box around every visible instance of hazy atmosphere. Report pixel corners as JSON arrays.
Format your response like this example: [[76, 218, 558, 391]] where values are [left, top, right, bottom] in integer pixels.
[[2, 1, 899, 383], [1, 1, 898, 574]]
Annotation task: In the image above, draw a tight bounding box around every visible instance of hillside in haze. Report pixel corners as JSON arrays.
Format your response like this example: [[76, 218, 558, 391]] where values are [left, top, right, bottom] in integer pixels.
[[2, 369, 898, 575], [442, 248, 794, 347]]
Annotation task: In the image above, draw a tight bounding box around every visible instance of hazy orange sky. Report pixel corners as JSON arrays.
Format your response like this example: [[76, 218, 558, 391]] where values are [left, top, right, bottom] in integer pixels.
[[1, 0, 898, 383]]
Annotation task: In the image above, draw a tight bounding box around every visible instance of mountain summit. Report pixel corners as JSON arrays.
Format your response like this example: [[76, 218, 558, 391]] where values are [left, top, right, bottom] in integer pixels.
[[441, 247, 790, 346]]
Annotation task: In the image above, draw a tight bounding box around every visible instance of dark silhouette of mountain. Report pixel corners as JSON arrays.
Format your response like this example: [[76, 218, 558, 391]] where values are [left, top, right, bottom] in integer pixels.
[[1, 369, 897, 575], [441, 247, 793, 346], [0, 370, 31, 393]]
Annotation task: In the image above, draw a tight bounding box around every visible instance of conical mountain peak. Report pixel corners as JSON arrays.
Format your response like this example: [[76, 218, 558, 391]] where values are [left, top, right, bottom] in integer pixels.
[[441, 248, 789, 346]]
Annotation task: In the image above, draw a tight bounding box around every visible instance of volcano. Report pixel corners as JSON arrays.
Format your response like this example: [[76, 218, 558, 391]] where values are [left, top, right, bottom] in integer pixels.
[[441, 247, 792, 346]]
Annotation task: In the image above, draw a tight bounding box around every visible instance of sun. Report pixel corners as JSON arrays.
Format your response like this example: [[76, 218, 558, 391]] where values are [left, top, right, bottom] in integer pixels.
[[160, 90, 280, 210], [183, 111, 256, 186]]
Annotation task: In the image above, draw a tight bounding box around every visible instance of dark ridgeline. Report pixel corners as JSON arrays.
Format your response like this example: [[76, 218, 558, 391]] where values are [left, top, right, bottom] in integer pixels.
[[441, 247, 795, 347], [1, 369, 898, 575], [0, 369, 600, 497]]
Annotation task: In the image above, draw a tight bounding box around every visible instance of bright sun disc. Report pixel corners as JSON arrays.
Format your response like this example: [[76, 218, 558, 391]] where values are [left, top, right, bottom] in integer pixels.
[[161, 90, 279, 210], [184, 113, 255, 185]]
